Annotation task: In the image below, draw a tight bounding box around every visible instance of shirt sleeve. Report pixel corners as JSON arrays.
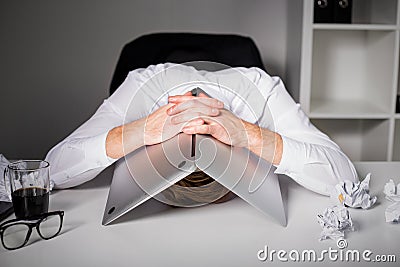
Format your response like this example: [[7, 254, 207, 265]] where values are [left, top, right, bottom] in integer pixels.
[[45, 99, 122, 189], [254, 70, 359, 196], [45, 68, 140, 189]]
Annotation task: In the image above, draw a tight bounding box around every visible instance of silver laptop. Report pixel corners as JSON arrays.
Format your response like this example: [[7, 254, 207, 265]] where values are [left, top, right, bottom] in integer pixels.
[[102, 132, 286, 226]]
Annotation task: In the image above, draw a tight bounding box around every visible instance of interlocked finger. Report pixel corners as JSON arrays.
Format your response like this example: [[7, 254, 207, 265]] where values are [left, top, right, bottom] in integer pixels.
[[170, 108, 220, 125], [167, 97, 223, 115], [182, 124, 214, 135], [182, 118, 205, 127]]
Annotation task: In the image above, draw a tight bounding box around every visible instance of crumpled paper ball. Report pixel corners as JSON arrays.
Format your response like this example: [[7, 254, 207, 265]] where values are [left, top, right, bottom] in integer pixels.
[[383, 179, 400, 223], [330, 173, 377, 209], [383, 179, 400, 202], [317, 205, 354, 241]]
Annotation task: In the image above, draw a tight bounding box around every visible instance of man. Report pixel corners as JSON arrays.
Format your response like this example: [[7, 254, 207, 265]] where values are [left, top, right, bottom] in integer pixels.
[[45, 63, 358, 197]]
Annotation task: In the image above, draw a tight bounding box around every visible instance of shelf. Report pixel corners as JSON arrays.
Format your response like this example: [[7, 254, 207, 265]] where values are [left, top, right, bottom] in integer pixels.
[[394, 120, 400, 161], [311, 30, 396, 115], [311, 119, 390, 161], [313, 24, 397, 31], [298, 0, 400, 163], [309, 99, 391, 119]]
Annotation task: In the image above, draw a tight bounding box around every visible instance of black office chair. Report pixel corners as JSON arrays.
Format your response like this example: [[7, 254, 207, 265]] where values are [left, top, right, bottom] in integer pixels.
[[109, 32, 266, 95]]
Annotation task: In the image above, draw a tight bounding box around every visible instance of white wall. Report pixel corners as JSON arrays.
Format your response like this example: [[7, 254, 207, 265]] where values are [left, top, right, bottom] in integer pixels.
[[0, 0, 289, 159]]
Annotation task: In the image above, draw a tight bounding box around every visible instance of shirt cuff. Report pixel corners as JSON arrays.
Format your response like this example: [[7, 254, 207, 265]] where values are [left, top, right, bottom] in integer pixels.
[[274, 135, 306, 176], [83, 131, 118, 168]]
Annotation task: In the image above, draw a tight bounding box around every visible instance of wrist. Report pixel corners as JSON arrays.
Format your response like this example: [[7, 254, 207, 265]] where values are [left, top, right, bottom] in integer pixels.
[[244, 121, 262, 153], [105, 119, 146, 159], [272, 133, 283, 165], [106, 126, 123, 159], [125, 118, 145, 149], [245, 123, 283, 165]]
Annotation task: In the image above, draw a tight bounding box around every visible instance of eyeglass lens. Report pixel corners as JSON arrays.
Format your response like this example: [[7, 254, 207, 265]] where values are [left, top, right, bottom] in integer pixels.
[[2, 223, 30, 249], [38, 214, 62, 239]]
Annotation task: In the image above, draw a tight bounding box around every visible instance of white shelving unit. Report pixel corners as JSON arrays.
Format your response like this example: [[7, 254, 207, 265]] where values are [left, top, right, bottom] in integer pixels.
[[312, 119, 390, 161], [287, 0, 400, 162], [394, 119, 400, 160]]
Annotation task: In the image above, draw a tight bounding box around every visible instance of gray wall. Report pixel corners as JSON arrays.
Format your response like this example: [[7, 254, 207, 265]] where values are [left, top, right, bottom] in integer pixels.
[[0, 0, 289, 159]]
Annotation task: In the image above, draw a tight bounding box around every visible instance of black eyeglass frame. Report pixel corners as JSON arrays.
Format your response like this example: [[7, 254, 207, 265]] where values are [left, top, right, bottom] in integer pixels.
[[0, 210, 64, 250]]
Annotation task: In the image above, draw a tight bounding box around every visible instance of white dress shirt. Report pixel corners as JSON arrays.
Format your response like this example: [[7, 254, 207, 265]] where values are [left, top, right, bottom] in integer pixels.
[[45, 63, 358, 195]]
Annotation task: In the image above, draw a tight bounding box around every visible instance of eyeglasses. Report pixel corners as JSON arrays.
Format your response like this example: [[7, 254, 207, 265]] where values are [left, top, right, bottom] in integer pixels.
[[0, 210, 64, 250]]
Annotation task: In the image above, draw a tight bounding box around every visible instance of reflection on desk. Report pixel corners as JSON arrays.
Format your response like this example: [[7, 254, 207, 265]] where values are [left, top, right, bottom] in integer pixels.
[[0, 162, 399, 267]]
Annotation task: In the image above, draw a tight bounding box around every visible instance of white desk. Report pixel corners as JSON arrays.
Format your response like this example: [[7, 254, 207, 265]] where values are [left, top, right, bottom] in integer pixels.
[[1, 162, 399, 267]]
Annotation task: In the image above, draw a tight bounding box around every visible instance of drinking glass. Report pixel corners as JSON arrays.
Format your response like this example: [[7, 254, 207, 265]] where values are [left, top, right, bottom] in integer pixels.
[[3, 160, 50, 219]]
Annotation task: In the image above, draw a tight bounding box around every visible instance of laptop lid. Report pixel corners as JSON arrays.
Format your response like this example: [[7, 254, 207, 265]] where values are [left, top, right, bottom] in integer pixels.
[[195, 134, 286, 226], [102, 133, 195, 225], [102, 132, 286, 226]]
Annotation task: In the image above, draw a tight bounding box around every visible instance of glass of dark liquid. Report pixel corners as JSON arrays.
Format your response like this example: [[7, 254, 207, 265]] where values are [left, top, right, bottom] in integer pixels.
[[3, 160, 50, 219]]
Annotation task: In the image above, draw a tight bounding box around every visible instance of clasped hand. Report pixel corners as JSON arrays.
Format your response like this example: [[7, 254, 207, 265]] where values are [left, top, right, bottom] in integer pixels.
[[108, 91, 281, 164], [143, 91, 261, 150]]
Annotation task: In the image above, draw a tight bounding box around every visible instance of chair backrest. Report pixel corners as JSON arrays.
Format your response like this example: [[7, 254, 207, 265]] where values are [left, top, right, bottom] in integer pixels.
[[109, 32, 265, 95]]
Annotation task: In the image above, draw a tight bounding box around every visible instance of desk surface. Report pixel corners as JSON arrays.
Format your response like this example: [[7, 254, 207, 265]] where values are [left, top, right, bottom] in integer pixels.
[[1, 162, 399, 267]]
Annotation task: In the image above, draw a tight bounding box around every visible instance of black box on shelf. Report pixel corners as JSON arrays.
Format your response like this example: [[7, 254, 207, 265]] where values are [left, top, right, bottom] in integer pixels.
[[396, 95, 400, 113], [314, 0, 353, 24], [314, 0, 334, 23], [333, 0, 352, 23]]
